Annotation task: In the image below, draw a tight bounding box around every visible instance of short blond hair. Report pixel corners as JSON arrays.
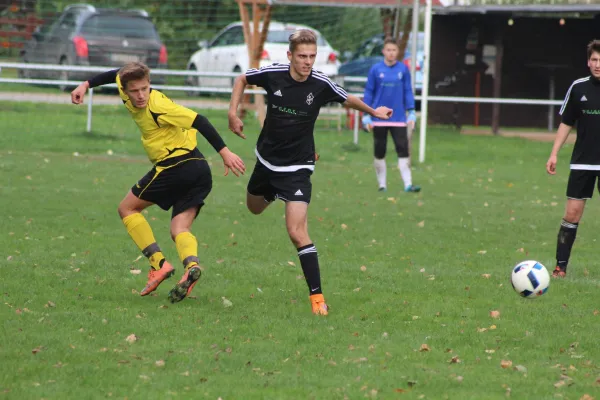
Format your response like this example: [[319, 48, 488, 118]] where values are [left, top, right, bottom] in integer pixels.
[[119, 62, 150, 89], [289, 29, 317, 53]]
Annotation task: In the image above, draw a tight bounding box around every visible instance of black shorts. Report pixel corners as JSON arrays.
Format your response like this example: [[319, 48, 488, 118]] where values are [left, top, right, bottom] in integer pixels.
[[373, 126, 409, 159], [132, 148, 212, 218], [566, 169, 600, 200], [247, 160, 313, 203]]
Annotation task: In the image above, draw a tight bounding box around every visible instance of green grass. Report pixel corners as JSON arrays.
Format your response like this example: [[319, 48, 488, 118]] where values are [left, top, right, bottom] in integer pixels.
[[1, 101, 600, 399]]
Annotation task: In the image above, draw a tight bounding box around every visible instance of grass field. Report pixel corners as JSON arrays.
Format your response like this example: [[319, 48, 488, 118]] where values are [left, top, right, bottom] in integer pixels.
[[1, 101, 600, 399]]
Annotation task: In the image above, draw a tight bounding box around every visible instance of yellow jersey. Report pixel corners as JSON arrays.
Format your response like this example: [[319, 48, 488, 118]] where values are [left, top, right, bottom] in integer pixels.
[[116, 74, 198, 164]]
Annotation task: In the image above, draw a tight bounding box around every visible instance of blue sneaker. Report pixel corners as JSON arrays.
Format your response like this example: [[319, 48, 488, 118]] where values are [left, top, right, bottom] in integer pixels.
[[404, 185, 421, 193]]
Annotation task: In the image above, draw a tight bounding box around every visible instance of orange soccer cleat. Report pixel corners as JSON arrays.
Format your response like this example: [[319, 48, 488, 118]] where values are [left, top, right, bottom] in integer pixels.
[[168, 266, 202, 303], [140, 261, 175, 296], [310, 293, 329, 316]]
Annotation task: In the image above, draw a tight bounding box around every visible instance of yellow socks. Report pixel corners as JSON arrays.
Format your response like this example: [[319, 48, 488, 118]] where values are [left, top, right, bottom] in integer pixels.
[[122, 213, 165, 270], [175, 231, 199, 270]]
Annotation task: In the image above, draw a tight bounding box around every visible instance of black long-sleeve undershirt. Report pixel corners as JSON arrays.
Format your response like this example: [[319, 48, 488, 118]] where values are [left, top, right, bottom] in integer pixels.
[[87, 69, 119, 88], [192, 114, 226, 153]]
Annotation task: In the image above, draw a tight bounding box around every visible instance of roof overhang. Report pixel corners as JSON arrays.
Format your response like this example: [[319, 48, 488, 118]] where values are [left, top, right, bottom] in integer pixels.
[[437, 4, 600, 15], [270, 0, 446, 9]]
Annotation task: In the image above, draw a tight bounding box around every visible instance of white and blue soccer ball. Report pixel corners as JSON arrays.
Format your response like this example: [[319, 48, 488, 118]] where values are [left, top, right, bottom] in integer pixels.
[[511, 260, 550, 298]]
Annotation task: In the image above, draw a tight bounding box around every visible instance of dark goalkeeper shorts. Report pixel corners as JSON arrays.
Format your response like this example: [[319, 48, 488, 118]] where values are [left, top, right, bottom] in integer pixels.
[[247, 160, 313, 204], [373, 126, 409, 159], [566, 169, 600, 200], [132, 148, 212, 218]]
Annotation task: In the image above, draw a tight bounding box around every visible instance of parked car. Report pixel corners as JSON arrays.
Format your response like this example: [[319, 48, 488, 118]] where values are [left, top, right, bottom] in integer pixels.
[[185, 21, 340, 94], [20, 3, 167, 89], [338, 32, 424, 95]]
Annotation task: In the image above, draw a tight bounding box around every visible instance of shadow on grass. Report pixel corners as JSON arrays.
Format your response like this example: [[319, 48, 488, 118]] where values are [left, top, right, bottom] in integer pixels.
[[341, 143, 362, 152], [77, 130, 130, 141]]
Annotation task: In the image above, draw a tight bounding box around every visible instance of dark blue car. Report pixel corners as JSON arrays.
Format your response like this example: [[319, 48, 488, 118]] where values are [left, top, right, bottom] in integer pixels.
[[338, 32, 424, 95]]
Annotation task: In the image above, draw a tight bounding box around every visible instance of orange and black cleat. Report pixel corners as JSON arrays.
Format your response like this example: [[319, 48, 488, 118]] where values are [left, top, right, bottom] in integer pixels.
[[168, 266, 202, 303], [140, 261, 174, 296]]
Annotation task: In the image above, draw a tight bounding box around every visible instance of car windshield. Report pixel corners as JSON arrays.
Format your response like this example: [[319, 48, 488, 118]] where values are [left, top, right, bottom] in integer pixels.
[[266, 29, 326, 46], [81, 15, 159, 39]]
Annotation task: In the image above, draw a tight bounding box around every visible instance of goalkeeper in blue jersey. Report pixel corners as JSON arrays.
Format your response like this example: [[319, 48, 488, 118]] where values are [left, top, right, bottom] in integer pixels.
[[362, 37, 420, 193]]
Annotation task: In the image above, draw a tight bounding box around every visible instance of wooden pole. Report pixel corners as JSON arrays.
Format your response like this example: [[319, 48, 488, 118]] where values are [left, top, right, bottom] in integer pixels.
[[236, 0, 271, 126]]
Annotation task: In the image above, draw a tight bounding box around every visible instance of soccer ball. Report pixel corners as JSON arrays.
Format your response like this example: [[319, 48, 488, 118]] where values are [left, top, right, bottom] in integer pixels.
[[511, 260, 550, 298]]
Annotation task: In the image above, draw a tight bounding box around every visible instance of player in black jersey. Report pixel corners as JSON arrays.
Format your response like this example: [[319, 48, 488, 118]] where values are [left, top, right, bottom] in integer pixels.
[[546, 39, 600, 278], [228, 29, 392, 315]]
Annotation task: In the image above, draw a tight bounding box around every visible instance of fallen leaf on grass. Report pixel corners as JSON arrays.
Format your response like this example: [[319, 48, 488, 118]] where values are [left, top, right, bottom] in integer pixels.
[[129, 269, 141, 275], [341, 224, 348, 230], [155, 360, 165, 367], [419, 344, 430, 352], [417, 221, 425, 228], [477, 250, 487, 255], [353, 287, 361, 292], [449, 356, 461, 364], [31, 346, 43, 355], [580, 395, 595, 400], [287, 261, 296, 266], [222, 297, 233, 308], [490, 310, 501, 319], [500, 360, 513, 369], [481, 274, 491, 279], [514, 365, 527, 373], [125, 334, 138, 344], [45, 301, 56, 308], [360, 266, 367, 271]]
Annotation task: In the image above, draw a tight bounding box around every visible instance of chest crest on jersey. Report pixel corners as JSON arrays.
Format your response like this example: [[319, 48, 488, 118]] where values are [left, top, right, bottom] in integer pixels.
[[306, 92, 314, 105]]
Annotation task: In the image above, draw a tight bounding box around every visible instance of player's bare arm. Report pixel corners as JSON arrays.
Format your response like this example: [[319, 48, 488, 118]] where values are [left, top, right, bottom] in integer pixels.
[[227, 74, 248, 139], [344, 94, 393, 120], [546, 123, 573, 175]]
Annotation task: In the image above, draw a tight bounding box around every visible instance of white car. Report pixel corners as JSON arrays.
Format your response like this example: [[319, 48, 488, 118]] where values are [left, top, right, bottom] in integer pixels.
[[185, 21, 340, 94]]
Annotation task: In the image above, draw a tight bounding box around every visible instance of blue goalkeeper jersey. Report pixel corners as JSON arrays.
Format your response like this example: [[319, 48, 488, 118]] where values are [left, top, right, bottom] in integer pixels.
[[363, 61, 415, 126]]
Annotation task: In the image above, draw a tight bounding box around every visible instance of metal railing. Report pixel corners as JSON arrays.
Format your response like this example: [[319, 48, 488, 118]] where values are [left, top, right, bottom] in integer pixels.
[[0, 62, 565, 153]]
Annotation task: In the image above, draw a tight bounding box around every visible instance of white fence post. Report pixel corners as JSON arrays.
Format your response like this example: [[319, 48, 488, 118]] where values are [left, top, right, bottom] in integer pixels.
[[353, 109, 359, 145], [87, 88, 93, 133]]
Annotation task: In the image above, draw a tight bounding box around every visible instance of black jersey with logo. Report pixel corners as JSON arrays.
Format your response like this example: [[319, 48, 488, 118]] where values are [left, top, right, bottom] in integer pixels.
[[560, 76, 600, 169], [245, 63, 348, 172]]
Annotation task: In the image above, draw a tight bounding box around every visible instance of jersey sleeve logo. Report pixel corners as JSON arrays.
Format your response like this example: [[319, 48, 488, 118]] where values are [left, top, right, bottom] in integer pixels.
[[306, 92, 314, 105]]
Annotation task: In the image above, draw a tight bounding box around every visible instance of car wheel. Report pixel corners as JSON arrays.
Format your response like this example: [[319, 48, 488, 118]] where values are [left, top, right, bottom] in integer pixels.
[[185, 64, 200, 97], [18, 58, 30, 79], [57, 58, 69, 92]]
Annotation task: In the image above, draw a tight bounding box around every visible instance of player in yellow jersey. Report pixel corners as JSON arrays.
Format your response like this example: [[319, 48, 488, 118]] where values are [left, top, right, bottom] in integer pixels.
[[70, 62, 245, 303]]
